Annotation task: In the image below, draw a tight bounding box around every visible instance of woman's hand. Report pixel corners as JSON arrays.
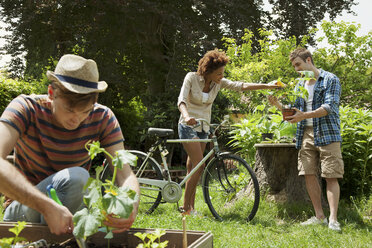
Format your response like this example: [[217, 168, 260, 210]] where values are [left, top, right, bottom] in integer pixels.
[[185, 116, 197, 126], [268, 80, 286, 89]]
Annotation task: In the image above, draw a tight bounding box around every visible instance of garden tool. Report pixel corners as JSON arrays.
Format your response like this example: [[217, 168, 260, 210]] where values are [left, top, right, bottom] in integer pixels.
[[46, 184, 87, 248]]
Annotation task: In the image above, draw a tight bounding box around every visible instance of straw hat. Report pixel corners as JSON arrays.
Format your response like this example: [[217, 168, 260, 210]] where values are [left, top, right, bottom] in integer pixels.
[[46, 54, 107, 94]]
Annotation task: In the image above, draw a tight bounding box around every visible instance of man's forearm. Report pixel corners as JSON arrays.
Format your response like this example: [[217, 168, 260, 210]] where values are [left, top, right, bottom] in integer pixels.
[[0, 158, 55, 214], [303, 107, 328, 119]]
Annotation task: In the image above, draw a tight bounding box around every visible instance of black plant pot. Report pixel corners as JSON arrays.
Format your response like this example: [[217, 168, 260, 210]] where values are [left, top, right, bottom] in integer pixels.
[[261, 133, 274, 141]]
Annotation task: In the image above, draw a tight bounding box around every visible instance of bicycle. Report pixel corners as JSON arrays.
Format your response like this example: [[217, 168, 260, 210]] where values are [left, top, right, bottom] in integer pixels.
[[104, 118, 260, 221]]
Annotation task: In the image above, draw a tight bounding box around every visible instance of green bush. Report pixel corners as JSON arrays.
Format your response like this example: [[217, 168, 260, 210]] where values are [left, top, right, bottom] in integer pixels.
[[339, 105, 372, 199], [0, 74, 47, 114], [228, 111, 296, 166]]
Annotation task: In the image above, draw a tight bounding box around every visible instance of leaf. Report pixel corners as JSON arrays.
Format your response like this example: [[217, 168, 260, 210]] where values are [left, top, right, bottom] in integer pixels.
[[135, 232, 148, 241], [73, 208, 103, 238], [112, 150, 138, 169], [9, 221, 26, 236], [87, 141, 106, 160], [83, 178, 102, 208], [102, 187, 138, 218], [104, 231, 114, 239]]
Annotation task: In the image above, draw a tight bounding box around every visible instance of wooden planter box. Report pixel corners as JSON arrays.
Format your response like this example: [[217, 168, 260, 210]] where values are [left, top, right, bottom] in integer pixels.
[[0, 222, 213, 248]]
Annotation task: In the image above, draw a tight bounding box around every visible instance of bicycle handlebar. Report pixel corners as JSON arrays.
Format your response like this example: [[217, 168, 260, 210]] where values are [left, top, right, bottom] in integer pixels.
[[188, 118, 229, 134]]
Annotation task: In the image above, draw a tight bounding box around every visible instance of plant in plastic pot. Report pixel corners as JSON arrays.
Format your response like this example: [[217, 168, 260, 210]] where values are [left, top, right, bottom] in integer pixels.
[[271, 71, 313, 120], [254, 104, 279, 141]]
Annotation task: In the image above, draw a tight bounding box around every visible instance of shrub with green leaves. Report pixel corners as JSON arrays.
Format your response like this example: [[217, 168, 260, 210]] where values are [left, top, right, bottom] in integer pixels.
[[339, 105, 372, 199], [0, 74, 47, 114]]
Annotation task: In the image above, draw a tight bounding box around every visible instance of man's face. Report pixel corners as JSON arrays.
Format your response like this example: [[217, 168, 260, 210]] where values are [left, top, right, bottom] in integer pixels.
[[291, 57, 312, 72], [208, 66, 225, 84], [51, 96, 94, 130]]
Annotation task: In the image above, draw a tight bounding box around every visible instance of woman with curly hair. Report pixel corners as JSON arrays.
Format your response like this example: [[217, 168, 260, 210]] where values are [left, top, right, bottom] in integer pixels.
[[177, 49, 281, 215]]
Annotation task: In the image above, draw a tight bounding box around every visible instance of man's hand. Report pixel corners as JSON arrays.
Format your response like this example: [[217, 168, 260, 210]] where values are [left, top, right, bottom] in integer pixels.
[[267, 95, 282, 110], [103, 210, 137, 233], [285, 108, 306, 123], [42, 201, 74, 235]]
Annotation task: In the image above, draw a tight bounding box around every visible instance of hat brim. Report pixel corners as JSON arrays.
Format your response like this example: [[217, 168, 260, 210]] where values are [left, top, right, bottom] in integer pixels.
[[47, 71, 107, 94]]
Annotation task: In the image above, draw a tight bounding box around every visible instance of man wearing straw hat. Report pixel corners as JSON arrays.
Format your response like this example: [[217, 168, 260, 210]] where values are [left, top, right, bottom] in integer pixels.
[[0, 54, 140, 235]]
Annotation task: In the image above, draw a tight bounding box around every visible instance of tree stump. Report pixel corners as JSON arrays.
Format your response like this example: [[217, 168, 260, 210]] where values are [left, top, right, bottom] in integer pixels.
[[254, 143, 326, 205]]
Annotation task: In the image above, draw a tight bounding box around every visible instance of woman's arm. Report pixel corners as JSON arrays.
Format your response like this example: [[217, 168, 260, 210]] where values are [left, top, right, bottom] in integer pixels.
[[179, 102, 197, 126], [242, 83, 281, 91]]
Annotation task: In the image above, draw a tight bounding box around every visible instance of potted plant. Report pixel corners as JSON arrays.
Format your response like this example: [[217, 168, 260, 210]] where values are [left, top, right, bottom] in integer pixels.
[[270, 71, 313, 120], [254, 104, 279, 141]]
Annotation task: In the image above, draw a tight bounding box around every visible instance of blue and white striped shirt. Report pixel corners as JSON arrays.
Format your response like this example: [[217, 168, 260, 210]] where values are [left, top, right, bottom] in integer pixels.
[[294, 69, 342, 149]]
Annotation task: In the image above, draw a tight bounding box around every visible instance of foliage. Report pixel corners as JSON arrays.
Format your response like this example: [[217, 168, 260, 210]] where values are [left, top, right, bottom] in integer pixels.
[[134, 229, 168, 248], [0, 221, 27, 247], [0, 73, 47, 114], [222, 28, 305, 112], [339, 105, 372, 199], [73, 141, 138, 241], [314, 21, 372, 109], [0, 1, 359, 149], [228, 112, 296, 165], [223, 21, 371, 112], [267, 0, 357, 44]]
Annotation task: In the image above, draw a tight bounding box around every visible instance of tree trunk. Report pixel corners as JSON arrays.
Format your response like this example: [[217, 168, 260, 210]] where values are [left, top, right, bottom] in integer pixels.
[[254, 143, 327, 206]]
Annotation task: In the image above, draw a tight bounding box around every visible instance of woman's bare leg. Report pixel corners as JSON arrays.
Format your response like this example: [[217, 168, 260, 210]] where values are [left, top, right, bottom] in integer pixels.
[[182, 141, 206, 212]]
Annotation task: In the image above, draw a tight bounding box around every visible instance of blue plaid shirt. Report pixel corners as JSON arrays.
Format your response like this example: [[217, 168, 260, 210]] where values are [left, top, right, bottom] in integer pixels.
[[294, 69, 342, 149]]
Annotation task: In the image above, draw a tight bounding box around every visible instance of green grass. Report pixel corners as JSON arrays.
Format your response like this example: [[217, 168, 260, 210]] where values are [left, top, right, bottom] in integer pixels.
[[132, 187, 372, 248], [1, 189, 371, 247]]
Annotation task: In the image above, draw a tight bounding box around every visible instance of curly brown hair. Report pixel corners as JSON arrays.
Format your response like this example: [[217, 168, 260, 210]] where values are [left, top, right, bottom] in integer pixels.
[[197, 49, 230, 76]]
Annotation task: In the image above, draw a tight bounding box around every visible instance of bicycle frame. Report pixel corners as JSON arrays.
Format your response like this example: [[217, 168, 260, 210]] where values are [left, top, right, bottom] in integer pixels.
[[137, 136, 220, 189]]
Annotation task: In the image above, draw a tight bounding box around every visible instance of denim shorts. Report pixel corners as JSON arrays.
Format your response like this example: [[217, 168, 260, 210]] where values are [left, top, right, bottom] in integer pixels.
[[178, 123, 209, 139]]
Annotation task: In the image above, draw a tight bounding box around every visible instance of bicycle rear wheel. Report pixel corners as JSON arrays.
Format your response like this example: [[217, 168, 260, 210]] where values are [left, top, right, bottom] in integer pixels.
[[202, 153, 260, 221], [129, 150, 164, 214]]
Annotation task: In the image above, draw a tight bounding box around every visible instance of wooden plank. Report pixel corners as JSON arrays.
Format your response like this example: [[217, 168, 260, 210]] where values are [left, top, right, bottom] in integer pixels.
[[0, 223, 213, 247]]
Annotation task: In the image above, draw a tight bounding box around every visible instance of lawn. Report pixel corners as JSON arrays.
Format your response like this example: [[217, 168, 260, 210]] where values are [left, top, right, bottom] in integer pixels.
[[132, 187, 372, 248], [0, 187, 371, 247]]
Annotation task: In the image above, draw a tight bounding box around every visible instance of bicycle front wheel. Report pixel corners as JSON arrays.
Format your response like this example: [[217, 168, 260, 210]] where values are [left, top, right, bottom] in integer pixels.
[[129, 150, 164, 214], [202, 153, 260, 221]]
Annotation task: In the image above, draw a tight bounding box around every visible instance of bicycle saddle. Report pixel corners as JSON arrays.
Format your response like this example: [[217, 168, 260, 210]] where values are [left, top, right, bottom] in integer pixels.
[[148, 128, 174, 137]]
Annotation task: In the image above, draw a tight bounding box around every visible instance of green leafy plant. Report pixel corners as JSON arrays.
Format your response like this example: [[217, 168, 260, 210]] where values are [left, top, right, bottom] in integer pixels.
[[272, 71, 312, 108], [134, 229, 169, 248], [73, 141, 139, 243], [339, 105, 372, 199], [0, 221, 27, 247]]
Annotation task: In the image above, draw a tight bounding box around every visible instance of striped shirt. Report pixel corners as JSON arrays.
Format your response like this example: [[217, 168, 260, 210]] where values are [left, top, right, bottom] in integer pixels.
[[0, 94, 124, 185], [294, 69, 342, 149]]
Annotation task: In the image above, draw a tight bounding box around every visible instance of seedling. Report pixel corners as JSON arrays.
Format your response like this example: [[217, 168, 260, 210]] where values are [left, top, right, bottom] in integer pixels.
[[0, 221, 27, 247], [134, 229, 169, 248], [73, 141, 139, 245]]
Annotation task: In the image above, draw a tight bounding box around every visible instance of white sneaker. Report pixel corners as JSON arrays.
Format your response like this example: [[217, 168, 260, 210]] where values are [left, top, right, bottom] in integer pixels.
[[328, 220, 341, 232], [301, 216, 328, 226]]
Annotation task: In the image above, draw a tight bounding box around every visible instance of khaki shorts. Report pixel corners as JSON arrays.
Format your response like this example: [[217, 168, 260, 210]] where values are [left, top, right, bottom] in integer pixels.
[[298, 127, 344, 178]]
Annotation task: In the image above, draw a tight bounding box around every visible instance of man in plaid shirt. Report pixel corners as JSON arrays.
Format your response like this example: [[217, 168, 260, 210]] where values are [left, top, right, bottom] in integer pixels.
[[268, 47, 344, 232]]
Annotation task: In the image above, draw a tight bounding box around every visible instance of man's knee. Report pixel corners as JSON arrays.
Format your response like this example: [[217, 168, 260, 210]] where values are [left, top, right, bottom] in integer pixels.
[[55, 167, 89, 188]]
